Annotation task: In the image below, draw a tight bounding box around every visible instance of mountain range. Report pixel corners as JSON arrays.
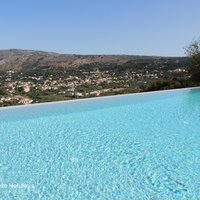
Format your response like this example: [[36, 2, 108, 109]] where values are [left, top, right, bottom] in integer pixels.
[[0, 49, 187, 71]]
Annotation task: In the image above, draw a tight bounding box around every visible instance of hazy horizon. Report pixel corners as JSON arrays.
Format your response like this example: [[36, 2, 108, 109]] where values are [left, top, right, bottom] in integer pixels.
[[0, 48, 187, 58]]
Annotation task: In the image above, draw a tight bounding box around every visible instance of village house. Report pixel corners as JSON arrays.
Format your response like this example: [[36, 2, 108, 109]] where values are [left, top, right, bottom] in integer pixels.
[[19, 97, 33, 104]]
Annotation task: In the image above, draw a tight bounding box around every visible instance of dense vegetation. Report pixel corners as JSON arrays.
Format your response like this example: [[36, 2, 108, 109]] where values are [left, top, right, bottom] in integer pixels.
[[186, 38, 200, 83], [143, 78, 196, 92]]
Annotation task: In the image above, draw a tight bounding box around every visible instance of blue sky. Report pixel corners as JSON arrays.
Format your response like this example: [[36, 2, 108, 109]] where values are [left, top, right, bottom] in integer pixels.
[[0, 0, 200, 56]]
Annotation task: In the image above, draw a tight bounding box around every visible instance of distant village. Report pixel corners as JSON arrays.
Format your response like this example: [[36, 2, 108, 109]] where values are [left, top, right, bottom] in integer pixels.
[[0, 66, 187, 106]]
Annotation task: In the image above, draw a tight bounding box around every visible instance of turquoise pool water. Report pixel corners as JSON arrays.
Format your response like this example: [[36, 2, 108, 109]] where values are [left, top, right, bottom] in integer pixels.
[[0, 88, 199, 199]]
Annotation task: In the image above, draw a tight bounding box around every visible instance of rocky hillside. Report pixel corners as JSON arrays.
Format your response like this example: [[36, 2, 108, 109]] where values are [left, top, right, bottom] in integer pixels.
[[0, 49, 187, 71], [0, 49, 58, 59]]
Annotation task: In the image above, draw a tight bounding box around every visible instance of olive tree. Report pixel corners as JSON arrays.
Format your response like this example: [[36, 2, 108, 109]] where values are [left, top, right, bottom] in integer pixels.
[[185, 38, 200, 82]]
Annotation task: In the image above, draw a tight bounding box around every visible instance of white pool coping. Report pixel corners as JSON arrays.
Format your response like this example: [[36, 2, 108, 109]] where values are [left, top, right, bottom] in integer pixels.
[[0, 86, 200, 111]]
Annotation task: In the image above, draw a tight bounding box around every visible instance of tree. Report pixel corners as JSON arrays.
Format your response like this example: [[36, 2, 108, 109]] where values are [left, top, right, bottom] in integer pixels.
[[185, 38, 200, 82], [0, 88, 7, 96], [16, 86, 24, 93]]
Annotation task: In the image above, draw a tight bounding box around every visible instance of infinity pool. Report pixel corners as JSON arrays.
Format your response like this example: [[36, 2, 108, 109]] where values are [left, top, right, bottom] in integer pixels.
[[0, 88, 199, 199]]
